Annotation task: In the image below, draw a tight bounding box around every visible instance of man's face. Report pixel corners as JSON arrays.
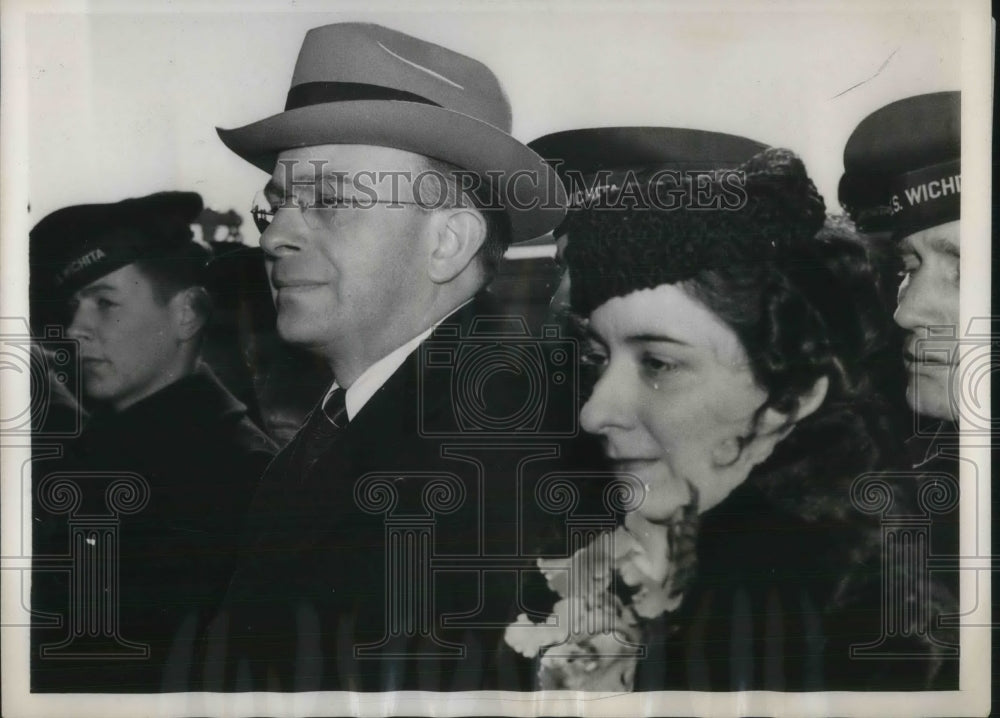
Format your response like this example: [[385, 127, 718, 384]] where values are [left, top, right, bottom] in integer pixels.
[[66, 263, 185, 411], [894, 219, 960, 421], [258, 145, 438, 368]]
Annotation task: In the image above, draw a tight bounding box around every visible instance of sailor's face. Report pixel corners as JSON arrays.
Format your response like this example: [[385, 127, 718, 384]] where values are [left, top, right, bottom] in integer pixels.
[[894, 220, 960, 421], [66, 263, 185, 411]]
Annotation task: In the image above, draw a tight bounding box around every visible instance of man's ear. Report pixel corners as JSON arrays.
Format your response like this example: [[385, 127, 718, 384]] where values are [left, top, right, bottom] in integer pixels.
[[427, 207, 487, 283], [741, 375, 830, 467], [171, 286, 211, 342]]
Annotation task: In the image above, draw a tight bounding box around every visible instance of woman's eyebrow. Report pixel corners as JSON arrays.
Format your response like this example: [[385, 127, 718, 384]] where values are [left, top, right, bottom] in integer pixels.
[[625, 332, 691, 347]]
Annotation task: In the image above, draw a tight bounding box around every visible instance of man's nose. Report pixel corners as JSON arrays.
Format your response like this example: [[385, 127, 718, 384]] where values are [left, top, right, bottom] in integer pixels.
[[259, 210, 305, 259], [65, 305, 90, 341], [579, 363, 635, 436], [894, 270, 944, 333]]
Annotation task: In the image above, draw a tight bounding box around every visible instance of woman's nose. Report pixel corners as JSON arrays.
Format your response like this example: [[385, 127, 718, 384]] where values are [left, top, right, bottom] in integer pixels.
[[579, 362, 635, 436]]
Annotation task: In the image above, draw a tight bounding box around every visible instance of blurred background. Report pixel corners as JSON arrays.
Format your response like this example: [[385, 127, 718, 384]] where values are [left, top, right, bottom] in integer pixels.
[[19, 1, 961, 228]]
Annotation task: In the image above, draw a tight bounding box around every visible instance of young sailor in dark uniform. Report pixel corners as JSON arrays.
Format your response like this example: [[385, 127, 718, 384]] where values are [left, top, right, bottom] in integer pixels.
[[841, 94, 962, 678], [29, 191, 276, 692]]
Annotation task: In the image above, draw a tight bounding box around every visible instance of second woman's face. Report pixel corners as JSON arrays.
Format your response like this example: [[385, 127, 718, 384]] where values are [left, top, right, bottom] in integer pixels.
[[580, 283, 769, 521]]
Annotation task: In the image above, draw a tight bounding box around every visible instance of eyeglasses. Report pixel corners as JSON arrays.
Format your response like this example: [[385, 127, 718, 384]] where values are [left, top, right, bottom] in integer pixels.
[[251, 184, 442, 234]]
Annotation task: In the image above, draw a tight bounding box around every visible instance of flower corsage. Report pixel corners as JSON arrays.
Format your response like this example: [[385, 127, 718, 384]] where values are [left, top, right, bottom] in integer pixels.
[[504, 503, 698, 690]]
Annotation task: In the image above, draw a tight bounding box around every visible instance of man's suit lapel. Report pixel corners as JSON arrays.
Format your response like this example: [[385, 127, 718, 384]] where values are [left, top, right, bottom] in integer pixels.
[[332, 293, 495, 472], [243, 293, 498, 561], [283, 348, 423, 552]]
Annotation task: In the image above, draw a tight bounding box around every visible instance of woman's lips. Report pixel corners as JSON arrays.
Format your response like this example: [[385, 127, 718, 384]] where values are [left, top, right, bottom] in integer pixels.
[[609, 458, 658, 475], [273, 280, 325, 290]]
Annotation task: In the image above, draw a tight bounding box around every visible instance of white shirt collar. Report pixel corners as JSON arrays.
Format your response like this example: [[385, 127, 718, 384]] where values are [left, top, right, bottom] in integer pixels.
[[322, 298, 473, 422]]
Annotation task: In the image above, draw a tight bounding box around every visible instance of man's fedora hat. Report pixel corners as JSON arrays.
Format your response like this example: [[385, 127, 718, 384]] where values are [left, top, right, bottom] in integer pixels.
[[217, 23, 566, 244]]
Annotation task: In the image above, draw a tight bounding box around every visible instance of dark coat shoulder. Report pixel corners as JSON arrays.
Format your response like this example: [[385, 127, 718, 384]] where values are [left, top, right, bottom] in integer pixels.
[[31, 367, 276, 692]]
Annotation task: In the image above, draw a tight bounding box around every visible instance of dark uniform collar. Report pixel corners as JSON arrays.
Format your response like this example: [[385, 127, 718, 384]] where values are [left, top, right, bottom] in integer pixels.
[[85, 363, 247, 430]]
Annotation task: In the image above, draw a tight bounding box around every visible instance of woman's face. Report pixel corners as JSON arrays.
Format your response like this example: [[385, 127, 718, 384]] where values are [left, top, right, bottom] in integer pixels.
[[580, 283, 770, 521]]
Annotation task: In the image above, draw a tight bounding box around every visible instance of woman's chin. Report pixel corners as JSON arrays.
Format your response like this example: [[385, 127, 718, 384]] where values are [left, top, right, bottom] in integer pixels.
[[634, 502, 686, 523], [626, 470, 692, 522]]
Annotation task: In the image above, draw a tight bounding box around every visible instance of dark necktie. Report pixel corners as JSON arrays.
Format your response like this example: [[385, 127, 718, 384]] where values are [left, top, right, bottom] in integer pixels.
[[322, 386, 348, 428], [293, 387, 348, 478]]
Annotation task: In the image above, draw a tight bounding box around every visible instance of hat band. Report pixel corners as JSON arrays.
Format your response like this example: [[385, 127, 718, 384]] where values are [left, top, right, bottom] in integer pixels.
[[891, 158, 960, 237], [53, 243, 139, 296], [285, 81, 443, 111], [853, 204, 894, 233]]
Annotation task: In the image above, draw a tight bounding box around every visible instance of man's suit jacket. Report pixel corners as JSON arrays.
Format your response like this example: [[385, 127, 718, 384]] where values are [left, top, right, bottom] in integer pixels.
[[205, 293, 606, 692]]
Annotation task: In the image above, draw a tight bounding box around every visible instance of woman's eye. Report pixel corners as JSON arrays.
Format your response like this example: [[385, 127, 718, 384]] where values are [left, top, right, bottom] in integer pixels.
[[580, 349, 608, 368], [96, 298, 117, 309], [640, 353, 679, 379], [579, 342, 609, 380]]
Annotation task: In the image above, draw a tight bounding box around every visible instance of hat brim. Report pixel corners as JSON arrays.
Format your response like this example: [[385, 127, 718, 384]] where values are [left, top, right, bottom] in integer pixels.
[[217, 101, 567, 244], [529, 126, 769, 175]]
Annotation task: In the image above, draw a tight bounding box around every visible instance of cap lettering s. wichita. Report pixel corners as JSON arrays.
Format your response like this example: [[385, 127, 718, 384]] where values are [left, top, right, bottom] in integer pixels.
[[839, 91, 960, 238]]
